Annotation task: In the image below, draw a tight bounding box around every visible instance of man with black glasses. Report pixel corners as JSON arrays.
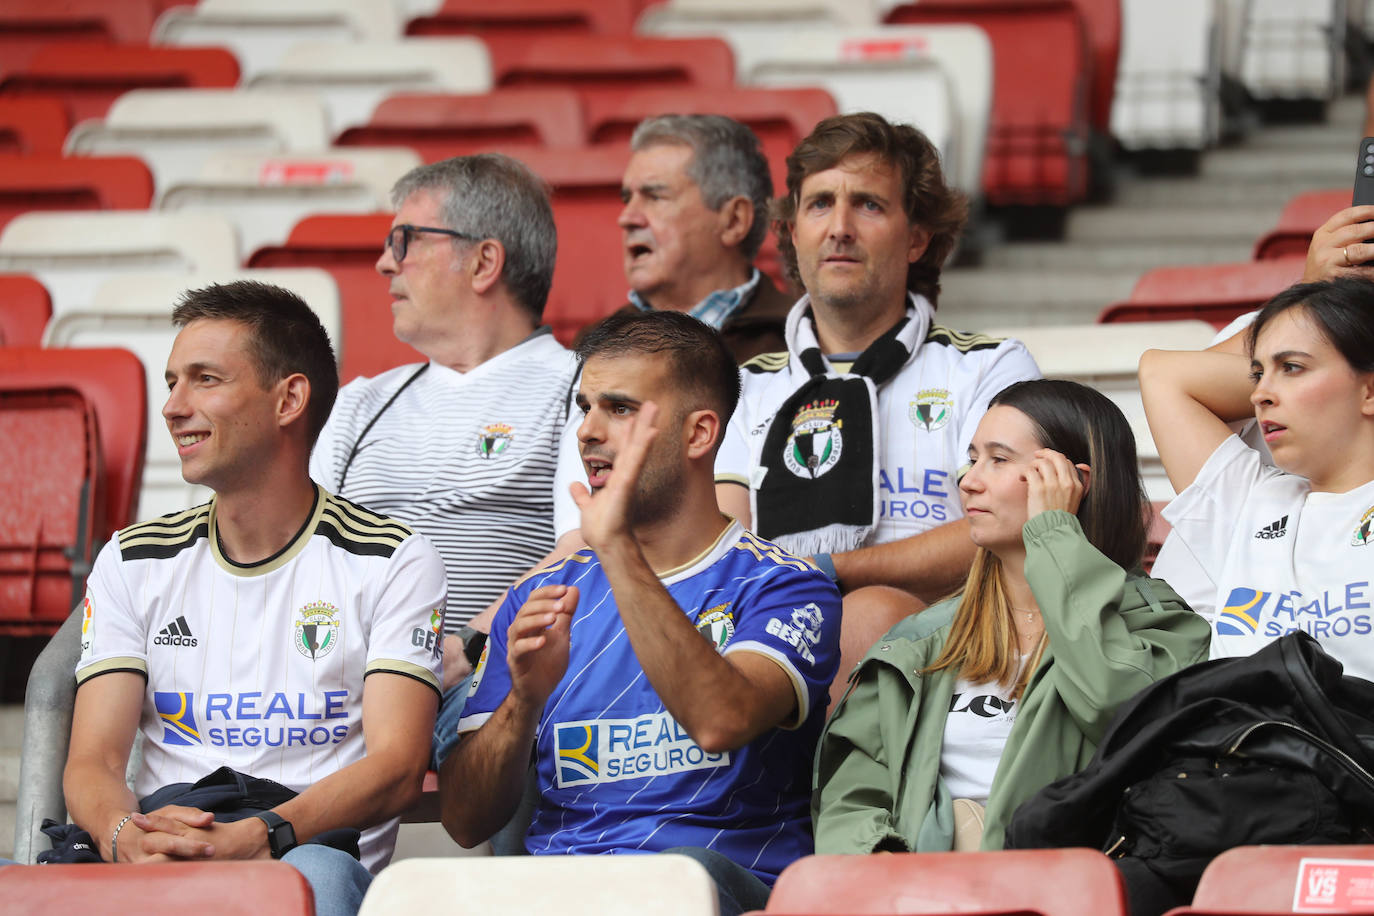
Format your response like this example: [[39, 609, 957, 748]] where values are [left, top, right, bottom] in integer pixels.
[[309, 155, 578, 767]]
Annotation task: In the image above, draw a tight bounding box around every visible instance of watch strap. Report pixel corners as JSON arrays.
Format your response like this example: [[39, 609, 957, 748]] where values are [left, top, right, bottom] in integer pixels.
[[253, 810, 298, 859]]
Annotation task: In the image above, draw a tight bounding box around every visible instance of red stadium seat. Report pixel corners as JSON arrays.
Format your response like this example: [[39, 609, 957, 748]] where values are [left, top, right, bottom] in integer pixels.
[[519, 145, 634, 343], [246, 213, 423, 383], [885, 0, 1092, 209], [1072, 0, 1121, 135], [0, 155, 154, 233], [0, 861, 315, 915], [758, 849, 1127, 915], [581, 85, 837, 189], [0, 98, 69, 155], [334, 89, 586, 162], [485, 35, 735, 106], [0, 43, 240, 125], [0, 346, 146, 535], [0, 274, 52, 346], [1163, 845, 1374, 915], [0, 347, 145, 633], [0, 0, 157, 74], [406, 0, 639, 37], [0, 384, 102, 631], [1099, 257, 1305, 328], [1252, 188, 1346, 261]]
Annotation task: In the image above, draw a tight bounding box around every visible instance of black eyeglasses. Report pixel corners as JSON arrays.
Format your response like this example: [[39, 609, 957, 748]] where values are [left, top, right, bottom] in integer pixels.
[[384, 224, 481, 263]]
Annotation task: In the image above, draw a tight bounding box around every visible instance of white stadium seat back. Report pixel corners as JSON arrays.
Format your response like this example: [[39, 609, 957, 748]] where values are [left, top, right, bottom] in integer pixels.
[[1111, 0, 1222, 152], [741, 30, 965, 191], [248, 38, 493, 135], [157, 147, 421, 255], [638, 0, 878, 30], [0, 211, 240, 316], [358, 854, 720, 916], [45, 269, 342, 521], [988, 320, 1217, 501], [1240, 0, 1345, 102], [66, 89, 333, 195], [153, 0, 402, 82]]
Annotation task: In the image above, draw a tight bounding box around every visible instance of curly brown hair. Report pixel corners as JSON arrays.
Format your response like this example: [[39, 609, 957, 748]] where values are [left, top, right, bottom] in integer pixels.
[[774, 112, 967, 308]]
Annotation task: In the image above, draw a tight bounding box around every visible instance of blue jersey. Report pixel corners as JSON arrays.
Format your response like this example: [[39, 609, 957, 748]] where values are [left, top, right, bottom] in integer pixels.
[[458, 520, 841, 884]]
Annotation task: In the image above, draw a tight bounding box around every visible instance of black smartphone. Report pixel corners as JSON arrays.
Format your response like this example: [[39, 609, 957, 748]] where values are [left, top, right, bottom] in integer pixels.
[[1354, 137, 1374, 206]]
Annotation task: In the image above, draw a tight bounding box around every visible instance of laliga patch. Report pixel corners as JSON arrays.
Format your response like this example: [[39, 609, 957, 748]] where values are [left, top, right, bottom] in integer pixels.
[[468, 641, 489, 697], [79, 594, 95, 658], [295, 601, 340, 661], [1354, 506, 1374, 547], [553, 712, 729, 788], [476, 423, 514, 459], [909, 388, 953, 432], [783, 400, 843, 479], [410, 607, 443, 659]]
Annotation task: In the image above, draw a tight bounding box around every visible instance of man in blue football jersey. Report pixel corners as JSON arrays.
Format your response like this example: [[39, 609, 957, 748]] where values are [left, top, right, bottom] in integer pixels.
[[442, 310, 841, 915]]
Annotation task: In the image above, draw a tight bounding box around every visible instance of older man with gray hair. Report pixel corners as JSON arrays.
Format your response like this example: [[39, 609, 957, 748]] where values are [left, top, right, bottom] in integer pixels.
[[605, 113, 795, 362], [310, 154, 578, 766]]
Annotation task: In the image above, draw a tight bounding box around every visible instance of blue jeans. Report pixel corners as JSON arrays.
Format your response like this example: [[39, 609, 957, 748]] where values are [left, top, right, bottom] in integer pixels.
[[283, 845, 372, 916], [431, 676, 472, 771], [661, 847, 771, 916]]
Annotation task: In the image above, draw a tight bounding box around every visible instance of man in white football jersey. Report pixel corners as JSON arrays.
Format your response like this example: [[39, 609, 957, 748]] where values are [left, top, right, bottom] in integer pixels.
[[716, 113, 1040, 658], [65, 281, 445, 916]]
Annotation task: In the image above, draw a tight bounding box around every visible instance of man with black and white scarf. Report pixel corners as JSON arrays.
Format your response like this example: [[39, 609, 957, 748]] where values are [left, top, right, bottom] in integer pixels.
[[716, 112, 1040, 649]]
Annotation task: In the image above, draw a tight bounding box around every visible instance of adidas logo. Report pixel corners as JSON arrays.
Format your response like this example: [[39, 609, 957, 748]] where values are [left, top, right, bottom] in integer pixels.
[[1254, 515, 1289, 540], [154, 615, 198, 647]]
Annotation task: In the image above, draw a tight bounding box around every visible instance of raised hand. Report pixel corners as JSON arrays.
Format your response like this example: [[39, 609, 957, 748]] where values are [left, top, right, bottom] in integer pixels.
[[570, 400, 661, 552], [1026, 448, 1089, 518], [506, 584, 578, 708]]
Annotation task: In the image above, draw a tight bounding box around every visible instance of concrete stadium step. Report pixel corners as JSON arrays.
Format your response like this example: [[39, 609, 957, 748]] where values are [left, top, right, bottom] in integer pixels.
[[1199, 146, 1351, 182], [0, 800, 14, 860], [1, 704, 23, 859], [0, 704, 22, 752], [1063, 204, 1284, 244], [980, 239, 1255, 272], [1113, 174, 1342, 208], [943, 267, 1137, 328]]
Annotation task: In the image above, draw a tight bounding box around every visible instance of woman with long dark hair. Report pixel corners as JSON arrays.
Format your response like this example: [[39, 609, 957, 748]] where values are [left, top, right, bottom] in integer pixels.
[[1140, 277, 1374, 680], [813, 379, 1210, 853]]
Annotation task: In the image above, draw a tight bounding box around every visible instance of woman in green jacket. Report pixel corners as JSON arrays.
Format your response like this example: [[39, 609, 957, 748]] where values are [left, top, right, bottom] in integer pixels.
[[813, 379, 1211, 854]]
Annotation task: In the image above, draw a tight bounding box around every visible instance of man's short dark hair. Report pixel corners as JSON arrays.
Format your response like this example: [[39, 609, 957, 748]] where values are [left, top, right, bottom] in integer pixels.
[[631, 114, 774, 261], [390, 153, 557, 323], [774, 111, 968, 307], [576, 310, 741, 434], [172, 280, 338, 448]]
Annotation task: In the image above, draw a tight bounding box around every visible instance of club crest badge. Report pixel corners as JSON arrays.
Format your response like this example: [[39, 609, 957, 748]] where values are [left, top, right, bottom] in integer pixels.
[[695, 604, 736, 651], [476, 423, 514, 459], [295, 601, 340, 661], [910, 388, 953, 432], [783, 399, 843, 479], [1354, 506, 1374, 547]]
